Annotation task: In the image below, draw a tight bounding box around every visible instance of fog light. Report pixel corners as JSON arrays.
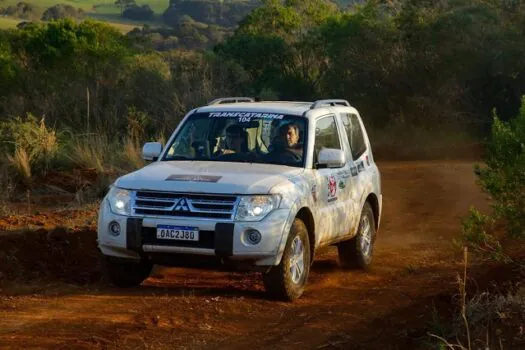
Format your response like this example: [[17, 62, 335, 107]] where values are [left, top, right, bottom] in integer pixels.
[[245, 229, 261, 245], [109, 221, 121, 236]]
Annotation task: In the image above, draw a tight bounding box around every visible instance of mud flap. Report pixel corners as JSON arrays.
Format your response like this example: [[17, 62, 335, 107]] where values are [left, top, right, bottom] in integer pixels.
[[214, 223, 234, 257], [126, 218, 143, 253]]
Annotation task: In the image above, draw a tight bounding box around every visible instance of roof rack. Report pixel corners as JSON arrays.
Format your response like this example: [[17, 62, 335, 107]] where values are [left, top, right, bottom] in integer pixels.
[[208, 97, 255, 105], [310, 99, 351, 109]]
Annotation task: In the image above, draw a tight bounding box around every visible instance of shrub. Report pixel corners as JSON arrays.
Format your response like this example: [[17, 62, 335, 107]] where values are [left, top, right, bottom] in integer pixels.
[[461, 96, 525, 261], [0, 114, 60, 179]]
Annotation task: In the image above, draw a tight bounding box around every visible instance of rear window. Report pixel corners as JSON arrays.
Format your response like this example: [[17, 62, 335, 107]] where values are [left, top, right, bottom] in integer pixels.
[[341, 113, 367, 160]]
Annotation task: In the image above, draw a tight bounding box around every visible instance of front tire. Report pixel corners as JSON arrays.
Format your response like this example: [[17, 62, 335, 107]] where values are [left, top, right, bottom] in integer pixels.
[[263, 218, 311, 301], [102, 256, 153, 288], [338, 202, 376, 270]]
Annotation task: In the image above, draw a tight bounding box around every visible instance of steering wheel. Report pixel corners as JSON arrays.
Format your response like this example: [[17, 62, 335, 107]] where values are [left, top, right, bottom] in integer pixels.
[[191, 140, 209, 159], [216, 151, 260, 163], [280, 150, 302, 163]]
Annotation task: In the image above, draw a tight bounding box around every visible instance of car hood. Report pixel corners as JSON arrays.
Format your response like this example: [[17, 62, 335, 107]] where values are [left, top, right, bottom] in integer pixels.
[[115, 161, 304, 194]]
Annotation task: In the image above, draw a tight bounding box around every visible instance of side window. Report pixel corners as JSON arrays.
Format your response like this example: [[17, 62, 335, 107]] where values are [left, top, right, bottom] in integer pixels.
[[314, 115, 341, 163], [341, 113, 367, 160]]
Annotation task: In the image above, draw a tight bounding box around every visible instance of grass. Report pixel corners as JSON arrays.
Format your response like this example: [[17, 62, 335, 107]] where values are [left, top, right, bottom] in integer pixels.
[[67, 134, 117, 174], [88, 12, 162, 28], [122, 136, 146, 170], [7, 148, 32, 182], [0, 16, 21, 29], [98, 19, 142, 33], [428, 247, 525, 349]]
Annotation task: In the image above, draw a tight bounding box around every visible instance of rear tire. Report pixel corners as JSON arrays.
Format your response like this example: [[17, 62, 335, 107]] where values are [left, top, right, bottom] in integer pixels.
[[338, 202, 376, 270], [263, 218, 311, 301], [102, 256, 153, 288]]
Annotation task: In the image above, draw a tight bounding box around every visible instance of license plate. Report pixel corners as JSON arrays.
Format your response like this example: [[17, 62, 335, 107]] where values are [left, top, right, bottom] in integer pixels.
[[156, 225, 199, 241]]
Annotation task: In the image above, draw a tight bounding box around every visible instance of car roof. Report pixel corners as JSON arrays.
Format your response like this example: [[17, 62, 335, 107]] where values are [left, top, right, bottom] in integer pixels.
[[195, 101, 359, 118]]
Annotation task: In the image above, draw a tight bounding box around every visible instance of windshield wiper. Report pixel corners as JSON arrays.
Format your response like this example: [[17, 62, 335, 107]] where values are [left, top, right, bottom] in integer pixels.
[[165, 155, 190, 161]]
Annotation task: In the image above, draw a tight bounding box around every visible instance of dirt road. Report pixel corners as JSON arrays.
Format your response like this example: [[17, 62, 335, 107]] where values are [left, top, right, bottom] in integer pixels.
[[0, 161, 494, 349]]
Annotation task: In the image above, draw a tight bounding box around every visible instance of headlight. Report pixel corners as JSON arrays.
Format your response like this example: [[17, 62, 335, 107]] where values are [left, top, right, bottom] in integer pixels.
[[107, 187, 132, 216], [235, 195, 281, 222]]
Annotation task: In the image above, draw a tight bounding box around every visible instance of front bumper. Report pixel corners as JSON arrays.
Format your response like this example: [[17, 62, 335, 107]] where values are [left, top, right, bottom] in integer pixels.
[[97, 200, 291, 267]]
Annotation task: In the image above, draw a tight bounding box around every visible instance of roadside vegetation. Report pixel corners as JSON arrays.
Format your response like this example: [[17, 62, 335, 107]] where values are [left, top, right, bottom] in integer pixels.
[[431, 97, 525, 349]]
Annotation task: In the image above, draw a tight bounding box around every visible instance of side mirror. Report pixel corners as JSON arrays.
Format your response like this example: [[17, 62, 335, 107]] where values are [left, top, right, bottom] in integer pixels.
[[142, 142, 163, 161], [317, 148, 345, 168]]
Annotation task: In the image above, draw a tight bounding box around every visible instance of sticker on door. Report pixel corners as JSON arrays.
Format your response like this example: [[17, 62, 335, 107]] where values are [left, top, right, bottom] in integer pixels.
[[328, 175, 337, 202]]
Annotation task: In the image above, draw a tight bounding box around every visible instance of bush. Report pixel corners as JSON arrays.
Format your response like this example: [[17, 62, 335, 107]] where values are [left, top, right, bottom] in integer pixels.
[[461, 96, 525, 261]]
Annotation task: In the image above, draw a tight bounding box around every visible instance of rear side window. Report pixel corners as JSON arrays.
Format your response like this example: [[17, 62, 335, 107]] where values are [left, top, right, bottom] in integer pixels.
[[341, 113, 367, 160], [313, 115, 341, 163]]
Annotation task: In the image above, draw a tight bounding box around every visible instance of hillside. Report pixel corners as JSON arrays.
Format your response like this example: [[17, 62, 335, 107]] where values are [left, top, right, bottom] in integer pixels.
[[0, 0, 170, 32], [0, 0, 362, 33]]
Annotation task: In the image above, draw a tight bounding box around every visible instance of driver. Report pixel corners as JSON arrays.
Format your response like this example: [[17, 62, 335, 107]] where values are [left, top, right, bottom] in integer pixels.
[[214, 124, 248, 156], [269, 123, 303, 160]]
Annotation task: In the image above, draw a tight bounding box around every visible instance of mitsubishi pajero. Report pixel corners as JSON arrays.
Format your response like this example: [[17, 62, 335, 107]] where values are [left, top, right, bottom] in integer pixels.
[[97, 98, 382, 301]]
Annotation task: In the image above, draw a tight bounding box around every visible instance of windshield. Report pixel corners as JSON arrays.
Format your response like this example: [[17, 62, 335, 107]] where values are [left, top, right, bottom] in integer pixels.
[[162, 111, 307, 167]]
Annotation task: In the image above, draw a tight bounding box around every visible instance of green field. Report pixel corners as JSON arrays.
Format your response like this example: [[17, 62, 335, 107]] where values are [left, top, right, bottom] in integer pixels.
[[0, 0, 170, 14], [0, 0, 170, 32]]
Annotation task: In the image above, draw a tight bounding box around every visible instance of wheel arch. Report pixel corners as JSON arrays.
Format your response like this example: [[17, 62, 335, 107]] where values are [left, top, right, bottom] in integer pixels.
[[296, 207, 316, 263], [365, 193, 380, 230]]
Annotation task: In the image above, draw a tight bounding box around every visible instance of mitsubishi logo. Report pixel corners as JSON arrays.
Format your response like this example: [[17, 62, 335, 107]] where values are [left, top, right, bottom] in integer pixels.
[[175, 198, 191, 212]]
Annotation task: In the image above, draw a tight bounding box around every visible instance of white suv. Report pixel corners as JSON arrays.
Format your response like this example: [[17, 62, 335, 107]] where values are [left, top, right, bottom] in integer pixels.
[[97, 98, 382, 301]]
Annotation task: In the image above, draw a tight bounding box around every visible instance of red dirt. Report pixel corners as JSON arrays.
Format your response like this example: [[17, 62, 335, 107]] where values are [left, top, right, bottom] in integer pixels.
[[0, 161, 522, 349], [0, 227, 100, 284], [0, 208, 98, 232]]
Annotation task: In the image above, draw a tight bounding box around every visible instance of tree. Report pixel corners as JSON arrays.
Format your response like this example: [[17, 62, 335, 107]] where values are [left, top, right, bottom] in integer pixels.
[[215, 0, 339, 99], [41, 4, 85, 21], [0, 32, 18, 93], [235, 0, 337, 43], [115, 0, 136, 16], [0, 19, 135, 131], [123, 4, 154, 21]]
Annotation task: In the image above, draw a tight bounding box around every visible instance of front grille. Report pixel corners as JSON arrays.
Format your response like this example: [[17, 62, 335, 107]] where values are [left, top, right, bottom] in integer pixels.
[[141, 227, 215, 249], [132, 191, 238, 220]]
